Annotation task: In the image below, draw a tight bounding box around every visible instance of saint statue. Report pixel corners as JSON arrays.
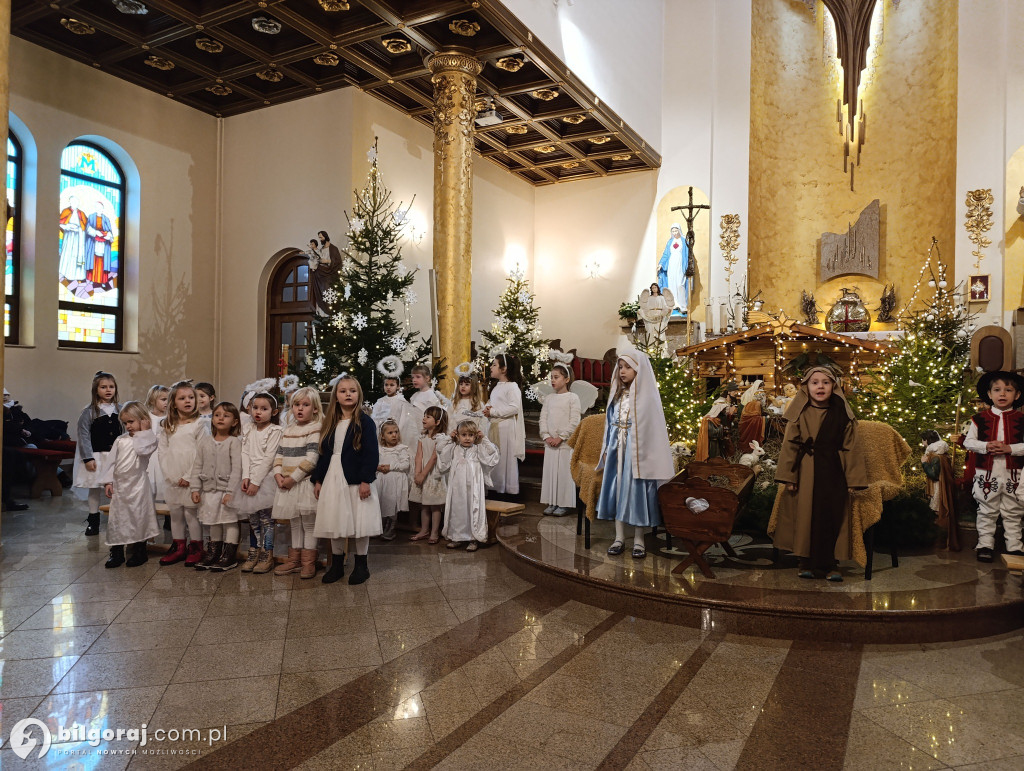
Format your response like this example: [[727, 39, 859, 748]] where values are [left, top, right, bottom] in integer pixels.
[[309, 230, 342, 317], [658, 224, 689, 316]]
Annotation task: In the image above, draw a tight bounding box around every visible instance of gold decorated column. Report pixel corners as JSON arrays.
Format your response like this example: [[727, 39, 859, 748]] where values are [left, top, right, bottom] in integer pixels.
[[426, 50, 481, 379], [0, 0, 10, 541]]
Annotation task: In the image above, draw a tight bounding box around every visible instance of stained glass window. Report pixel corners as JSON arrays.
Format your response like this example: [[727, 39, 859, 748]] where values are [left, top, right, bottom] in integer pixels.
[[6, 133, 21, 343], [58, 142, 125, 348]]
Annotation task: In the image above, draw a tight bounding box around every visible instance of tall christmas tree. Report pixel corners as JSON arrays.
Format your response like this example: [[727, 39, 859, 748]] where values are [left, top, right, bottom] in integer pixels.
[[477, 268, 551, 399], [854, 254, 976, 444], [650, 354, 712, 445], [303, 139, 425, 400]]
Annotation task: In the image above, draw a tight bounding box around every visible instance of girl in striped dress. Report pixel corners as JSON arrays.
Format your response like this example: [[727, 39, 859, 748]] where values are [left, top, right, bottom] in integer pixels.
[[273, 387, 323, 579]]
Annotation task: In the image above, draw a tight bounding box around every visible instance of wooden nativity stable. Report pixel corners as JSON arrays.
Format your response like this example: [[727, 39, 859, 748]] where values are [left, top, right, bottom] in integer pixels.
[[675, 313, 892, 394]]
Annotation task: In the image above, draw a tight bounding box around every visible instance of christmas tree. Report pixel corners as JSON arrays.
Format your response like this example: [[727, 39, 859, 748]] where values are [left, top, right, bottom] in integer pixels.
[[853, 254, 976, 444], [477, 268, 551, 400], [303, 139, 425, 400], [650, 354, 712, 445]]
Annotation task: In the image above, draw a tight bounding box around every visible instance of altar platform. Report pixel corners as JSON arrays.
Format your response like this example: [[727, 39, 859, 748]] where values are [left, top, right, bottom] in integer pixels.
[[496, 507, 1024, 645]]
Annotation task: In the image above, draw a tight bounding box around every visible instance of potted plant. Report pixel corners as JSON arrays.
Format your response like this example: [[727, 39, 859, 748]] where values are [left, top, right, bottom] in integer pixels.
[[618, 299, 640, 323]]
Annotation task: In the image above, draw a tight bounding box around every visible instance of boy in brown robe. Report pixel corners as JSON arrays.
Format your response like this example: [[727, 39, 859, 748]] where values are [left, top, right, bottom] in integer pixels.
[[771, 366, 868, 581]]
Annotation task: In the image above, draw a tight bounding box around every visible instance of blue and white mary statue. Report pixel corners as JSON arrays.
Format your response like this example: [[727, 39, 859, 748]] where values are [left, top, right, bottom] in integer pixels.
[[657, 224, 689, 316]]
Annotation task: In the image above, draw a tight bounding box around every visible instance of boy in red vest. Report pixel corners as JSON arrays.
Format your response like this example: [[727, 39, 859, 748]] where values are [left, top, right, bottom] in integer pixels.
[[963, 371, 1024, 562]]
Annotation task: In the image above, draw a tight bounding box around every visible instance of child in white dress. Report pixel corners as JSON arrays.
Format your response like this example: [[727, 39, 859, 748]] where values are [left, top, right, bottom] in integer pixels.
[[312, 375, 381, 585], [410, 406, 448, 544], [100, 402, 159, 569], [237, 392, 284, 574], [145, 384, 169, 505], [158, 380, 207, 566], [273, 387, 323, 579], [374, 419, 410, 541], [439, 421, 500, 551], [75, 371, 123, 537], [540, 363, 582, 516], [372, 376, 419, 445], [448, 368, 490, 436], [483, 354, 525, 499], [191, 402, 242, 571], [195, 382, 216, 432]]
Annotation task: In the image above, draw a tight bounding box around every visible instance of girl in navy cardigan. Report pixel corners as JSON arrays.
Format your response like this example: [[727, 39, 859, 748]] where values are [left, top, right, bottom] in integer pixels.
[[312, 374, 380, 585]]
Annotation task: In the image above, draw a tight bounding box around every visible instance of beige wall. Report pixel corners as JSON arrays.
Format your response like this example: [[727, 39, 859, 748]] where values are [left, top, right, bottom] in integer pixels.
[[7, 38, 218, 427], [748, 0, 958, 321]]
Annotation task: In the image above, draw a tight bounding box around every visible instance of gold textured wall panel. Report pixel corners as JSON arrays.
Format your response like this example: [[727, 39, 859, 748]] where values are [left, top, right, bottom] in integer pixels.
[[748, 0, 957, 322], [1005, 148, 1024, 312]]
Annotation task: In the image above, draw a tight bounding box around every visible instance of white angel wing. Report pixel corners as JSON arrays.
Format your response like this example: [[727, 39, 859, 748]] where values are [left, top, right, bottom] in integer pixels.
[[534, 381, 555, 405], [570, 380, 600, 412], [662, 288, 675, 308]]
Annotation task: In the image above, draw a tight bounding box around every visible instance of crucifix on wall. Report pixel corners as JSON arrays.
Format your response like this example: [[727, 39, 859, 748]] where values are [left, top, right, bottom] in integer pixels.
[[671, 186, 710, 346]]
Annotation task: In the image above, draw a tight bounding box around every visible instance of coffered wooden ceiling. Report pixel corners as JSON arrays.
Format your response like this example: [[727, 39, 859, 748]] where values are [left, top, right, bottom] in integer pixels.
[[12, 0, 661, 185]]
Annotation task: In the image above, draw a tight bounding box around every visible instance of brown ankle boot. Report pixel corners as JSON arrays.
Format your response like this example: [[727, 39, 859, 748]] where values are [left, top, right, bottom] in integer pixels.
[[275, 547, 302, 576], [240, 547, 259, 572], [252, 548, 275, 574], [300, 548, 318, 579]]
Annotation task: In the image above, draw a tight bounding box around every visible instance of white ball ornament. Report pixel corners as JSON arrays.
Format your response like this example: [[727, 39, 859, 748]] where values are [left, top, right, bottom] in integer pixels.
[[939, 280, 947, 288], [928, 280, 936, 288]]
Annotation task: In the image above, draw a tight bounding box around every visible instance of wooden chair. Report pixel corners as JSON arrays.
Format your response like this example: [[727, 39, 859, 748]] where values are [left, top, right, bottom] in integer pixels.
[[568, 413, 607, 549]]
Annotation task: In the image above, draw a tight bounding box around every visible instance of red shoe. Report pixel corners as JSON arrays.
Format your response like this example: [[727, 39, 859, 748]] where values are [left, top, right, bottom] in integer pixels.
[[184, 540, 204, 566], [159, 539, 188, 565]]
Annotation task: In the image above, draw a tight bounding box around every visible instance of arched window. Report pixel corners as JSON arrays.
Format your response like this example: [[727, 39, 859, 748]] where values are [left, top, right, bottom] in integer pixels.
[[5, 132, 21, 343], [266, 252, 314, 378], [58, 142, 126, 349]]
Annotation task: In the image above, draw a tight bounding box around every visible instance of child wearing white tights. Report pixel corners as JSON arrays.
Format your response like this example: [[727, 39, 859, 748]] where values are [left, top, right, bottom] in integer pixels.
[[273, 387, 323, 579]]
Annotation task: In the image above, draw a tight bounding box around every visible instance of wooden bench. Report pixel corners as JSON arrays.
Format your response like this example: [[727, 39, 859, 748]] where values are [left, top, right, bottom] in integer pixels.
[[484, 500, 525, 545], [17, 441, 76, 498]]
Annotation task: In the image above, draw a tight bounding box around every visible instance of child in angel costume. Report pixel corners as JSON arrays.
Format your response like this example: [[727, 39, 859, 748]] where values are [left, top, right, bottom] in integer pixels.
[[448, 362, 490, 437], [371, 362, 420, 450], [374, 419, 410, 542], [964, 371, 1024, 562], [596, 349, 675, 558], [770, 367, 868, 581], [190, 402, 243, 571], [535, 352, 598, 516], [438, 421, 500, 551], [483, 353, 525, 498], [100, 402, 159, 569]]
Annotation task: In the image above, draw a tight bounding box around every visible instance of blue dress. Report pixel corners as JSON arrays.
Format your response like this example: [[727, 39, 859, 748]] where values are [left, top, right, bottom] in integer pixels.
[[596, 398, 662, 527]]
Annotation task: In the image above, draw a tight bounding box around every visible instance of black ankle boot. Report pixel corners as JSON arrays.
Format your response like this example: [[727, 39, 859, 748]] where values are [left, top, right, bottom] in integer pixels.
[[126, 542, 148, 568], [105, 545, 125, 568], [85, 512, 100, 536], [322, 553, 346, 584], [348, 554, 369, 585]]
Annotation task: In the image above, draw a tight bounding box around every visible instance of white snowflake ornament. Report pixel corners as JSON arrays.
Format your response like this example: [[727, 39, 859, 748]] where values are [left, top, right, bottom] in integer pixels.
[[350, 217, 365, 232], [393, 209, 408, 225], [390, 336, 407, 353], [332, 313, 346, 329], [367, 145, 377, 162], [395, 263, 408, 277], [357, 348, 368, 365], [517, 289, 531, 304], [525, 386, 538, 402], [312, 356, 326, 373], [403, 289, 418, 304], [352, 312, 368, 330], [323, 287, 339, 304], [342, 258, 355, 272]]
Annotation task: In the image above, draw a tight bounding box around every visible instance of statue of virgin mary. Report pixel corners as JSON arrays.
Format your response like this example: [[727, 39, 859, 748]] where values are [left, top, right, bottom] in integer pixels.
[[658, 224, 689, 316]]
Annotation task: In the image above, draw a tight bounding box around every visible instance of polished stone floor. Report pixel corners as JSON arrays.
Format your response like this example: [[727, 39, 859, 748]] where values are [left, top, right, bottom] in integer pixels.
[[2, 495, 1024, 769]]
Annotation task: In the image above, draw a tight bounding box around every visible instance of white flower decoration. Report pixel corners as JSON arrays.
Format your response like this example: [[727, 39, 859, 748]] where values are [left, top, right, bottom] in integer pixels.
[[357, 348, 368, 365], [352, 312, 368, 330], [377, 355, 404, 378], [279, 374, 299, 392], [312, 356, 326, 373], [403, 289, 418, 304], [323, 287, 339, 304], [390, 336, 407, 353]]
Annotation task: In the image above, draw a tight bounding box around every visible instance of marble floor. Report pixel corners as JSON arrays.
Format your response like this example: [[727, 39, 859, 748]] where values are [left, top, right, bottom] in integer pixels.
[[2, 495, 1024, 769]]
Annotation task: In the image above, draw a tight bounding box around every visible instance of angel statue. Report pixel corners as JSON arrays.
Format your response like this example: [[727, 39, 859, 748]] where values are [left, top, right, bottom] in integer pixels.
[[640, 283, 675, 330], [800, 290, 822, 326], [876, 284, 897, 323]]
